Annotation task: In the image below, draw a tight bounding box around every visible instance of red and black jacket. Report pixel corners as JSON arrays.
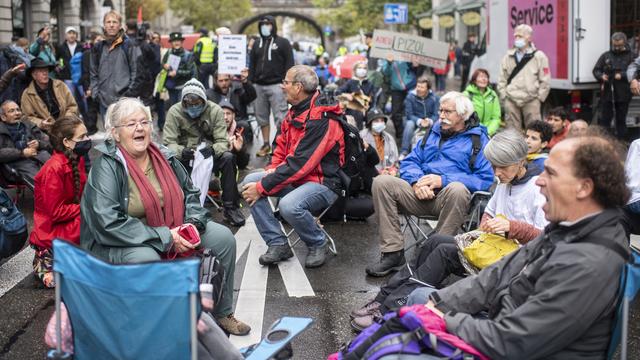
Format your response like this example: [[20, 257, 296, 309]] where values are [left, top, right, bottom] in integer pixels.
[[257, 91, 345, 196]]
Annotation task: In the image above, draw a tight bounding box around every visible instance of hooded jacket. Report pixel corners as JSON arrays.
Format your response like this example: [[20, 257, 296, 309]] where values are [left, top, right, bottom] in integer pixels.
[[592, 44, 635, 102], [249, 15, 294, 85], [497, 45, 551, 107], [463, 84, 502, 136], [435, 209, 629, 359], [80, 140, 210, 260], [381, 60, 417, 92], [400, 114, 494, 193], [258, 91, 345, 196]]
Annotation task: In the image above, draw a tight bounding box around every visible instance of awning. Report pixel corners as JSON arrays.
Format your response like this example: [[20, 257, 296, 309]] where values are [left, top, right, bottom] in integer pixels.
[[415, 9, 434, 18], [457, 0, 485, 12], [434, 0, 457, 15]]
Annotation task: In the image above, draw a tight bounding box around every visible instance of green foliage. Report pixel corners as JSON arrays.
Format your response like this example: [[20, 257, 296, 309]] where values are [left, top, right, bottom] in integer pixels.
[[125, 0, 167, 22], [169, 0, 252, 30], [313, 0, 431, 37]]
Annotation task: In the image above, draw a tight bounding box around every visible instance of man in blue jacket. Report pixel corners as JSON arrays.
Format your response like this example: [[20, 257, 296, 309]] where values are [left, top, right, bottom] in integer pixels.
[[401, 77, 439, 157], [367, 91, 494, 277]]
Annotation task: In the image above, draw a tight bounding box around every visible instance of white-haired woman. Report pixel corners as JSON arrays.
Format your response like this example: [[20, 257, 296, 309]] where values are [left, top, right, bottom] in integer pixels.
[[352, 129, 546, 331], [79, 97, 250, 336]]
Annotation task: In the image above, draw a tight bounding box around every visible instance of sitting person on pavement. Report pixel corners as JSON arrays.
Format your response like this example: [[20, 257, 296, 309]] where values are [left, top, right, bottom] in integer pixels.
[[219, 100, 250, 170], [366, 91, 494, 277], [20, 58, 78, 132], [241, 65, 345, 269], [360, 108, 399, 176], [0, 100, 51, 187], [545, 106, 570, 149], [400, 76, 439, 158], [525, 119, 552, 172], [80, 97, 250, 335], [163, 78, 245, 227], [30, 116, 88, 288], [205, 70, 257, 122], [351, 129, 547, 331], [406, 134, 630, 359]]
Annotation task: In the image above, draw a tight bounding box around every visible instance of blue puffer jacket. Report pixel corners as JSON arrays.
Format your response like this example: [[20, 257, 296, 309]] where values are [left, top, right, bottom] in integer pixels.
[[381, 60, 416, 91], [404, 90, 439, 125], [400, 114, 494, 193]]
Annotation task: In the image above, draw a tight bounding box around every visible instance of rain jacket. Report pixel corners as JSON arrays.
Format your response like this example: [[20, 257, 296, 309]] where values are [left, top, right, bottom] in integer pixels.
[[80, 140, 210, 259], [433, 208, 629, 359], [30, 152, 87, 249], [497, 45, 550, 107], [162, 100, 228, 161], [258, 91, 345, 196], [381, 60, 416, 91], [463, 84, 501, 135], [404, 90, 439, 126], [249, 15, 294, 85], [592, 45, 635, 102], [400, 114, 494, 193]]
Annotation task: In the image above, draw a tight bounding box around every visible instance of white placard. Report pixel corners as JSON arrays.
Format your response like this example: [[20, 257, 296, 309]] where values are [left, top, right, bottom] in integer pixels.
[[167, 54, 181, 71], [218, 35, 247, 75], [369, 29, 449, 68]]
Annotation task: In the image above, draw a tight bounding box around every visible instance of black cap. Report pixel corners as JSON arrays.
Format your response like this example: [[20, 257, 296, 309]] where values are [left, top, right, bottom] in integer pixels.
[[218, 99, 236, 112], [169, 32, 184, 41], [199, 27, 208, 35], [366, 108, 387, 124], [27, 58, 55, 76]]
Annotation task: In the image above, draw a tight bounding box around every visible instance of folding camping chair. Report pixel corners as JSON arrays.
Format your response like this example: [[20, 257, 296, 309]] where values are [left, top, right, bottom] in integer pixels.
[[47, 240, 200, 360]]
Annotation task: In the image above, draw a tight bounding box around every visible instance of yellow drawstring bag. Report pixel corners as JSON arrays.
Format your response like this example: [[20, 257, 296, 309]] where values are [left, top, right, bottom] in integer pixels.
[[462, 232, 519, 270]]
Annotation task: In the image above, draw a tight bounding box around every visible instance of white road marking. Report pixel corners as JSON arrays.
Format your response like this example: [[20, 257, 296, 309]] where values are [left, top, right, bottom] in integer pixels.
[[234, 215, 255, 263], [277, 249, 315, 297], [0, 247, 34, 298]]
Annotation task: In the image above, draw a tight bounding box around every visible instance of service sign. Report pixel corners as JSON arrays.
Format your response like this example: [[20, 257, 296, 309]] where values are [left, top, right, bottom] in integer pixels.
[[369, 29, 449, 68], [218, 35, 247, 75]]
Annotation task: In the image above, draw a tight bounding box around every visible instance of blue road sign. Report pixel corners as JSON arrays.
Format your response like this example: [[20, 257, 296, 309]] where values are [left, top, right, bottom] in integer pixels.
[[384, 3, 409, 25]]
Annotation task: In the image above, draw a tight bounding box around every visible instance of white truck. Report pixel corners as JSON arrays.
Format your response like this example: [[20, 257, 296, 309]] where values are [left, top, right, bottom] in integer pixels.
[[472, 0, 639, 125]]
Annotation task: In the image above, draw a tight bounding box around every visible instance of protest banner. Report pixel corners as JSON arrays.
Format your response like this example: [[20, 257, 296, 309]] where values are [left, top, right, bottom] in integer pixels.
[[369, 29, 449, 68], [218, 35, 247, 75]]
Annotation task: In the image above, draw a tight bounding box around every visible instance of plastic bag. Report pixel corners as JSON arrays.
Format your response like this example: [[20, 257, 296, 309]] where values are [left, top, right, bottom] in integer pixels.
[[462, 232, 519, 270]]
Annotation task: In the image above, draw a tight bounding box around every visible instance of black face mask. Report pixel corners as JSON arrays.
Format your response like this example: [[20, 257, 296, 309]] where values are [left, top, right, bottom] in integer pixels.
[[73, 139, 92, 156]]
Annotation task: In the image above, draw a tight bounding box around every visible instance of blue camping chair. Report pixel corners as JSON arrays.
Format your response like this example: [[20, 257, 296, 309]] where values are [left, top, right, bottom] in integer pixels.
[[47, 240, 200, 360], [607, 244, 640, 360]]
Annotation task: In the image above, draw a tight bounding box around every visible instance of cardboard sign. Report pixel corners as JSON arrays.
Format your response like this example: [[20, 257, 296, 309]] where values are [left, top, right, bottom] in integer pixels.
[[369, 30, 449, 68], [218, 35, 247, 75]]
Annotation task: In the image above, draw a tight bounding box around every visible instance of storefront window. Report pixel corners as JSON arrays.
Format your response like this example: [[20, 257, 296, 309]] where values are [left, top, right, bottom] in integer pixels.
[[12, 0, 26, 38]]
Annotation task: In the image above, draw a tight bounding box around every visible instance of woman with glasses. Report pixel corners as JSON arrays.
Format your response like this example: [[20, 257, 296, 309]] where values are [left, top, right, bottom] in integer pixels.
[[30, 115, 89, 288], [79, 97, 251, 336]]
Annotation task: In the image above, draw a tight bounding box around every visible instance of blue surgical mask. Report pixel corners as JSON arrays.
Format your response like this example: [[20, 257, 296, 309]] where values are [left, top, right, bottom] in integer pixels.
[[185, 104, 205, 119], [260, 25, 272, 37], [371, 122, 386, 134], [514, 39, 526, 49]]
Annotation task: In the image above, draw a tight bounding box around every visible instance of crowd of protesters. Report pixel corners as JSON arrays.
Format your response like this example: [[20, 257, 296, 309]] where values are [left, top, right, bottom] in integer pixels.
[[1, 9, 640, 359]]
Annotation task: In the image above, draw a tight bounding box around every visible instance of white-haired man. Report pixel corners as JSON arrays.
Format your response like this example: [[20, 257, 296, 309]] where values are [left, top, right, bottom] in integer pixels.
[[366, 92, 495, 277], [498, 24, 551, 130]]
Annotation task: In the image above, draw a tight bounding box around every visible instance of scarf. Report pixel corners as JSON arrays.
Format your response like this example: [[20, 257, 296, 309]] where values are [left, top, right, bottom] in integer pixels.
[[117, 143, 184, 228]]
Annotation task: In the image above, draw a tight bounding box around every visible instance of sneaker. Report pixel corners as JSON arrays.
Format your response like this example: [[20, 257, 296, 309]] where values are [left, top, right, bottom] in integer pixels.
[[223, 206, 246, 227], [365, 250, 406, 277], [305, 241, 327, 268], [259, 244, 294, 266], [256, 144, 271, 157], [350, 309, 382, 333], [350, 300, 381, 319], [216, 313, 251, 336]]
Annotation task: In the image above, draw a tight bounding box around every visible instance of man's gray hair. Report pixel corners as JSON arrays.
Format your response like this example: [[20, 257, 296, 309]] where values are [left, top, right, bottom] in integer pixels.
[[440, 91, 475, 120], [290, 65, 319, 93], [105, 97, 152, 138], [611, 32, 627, 42], [0, 100, 16, 117], [514, 24, 533, 36], [483, 129, 529, 167]]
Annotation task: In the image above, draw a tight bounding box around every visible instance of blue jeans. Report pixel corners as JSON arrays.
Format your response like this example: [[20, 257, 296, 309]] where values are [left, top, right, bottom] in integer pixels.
[[63, 80, 87, 118], [401, 118, 416, 154], [407, 287, 438, 306], [241, 171, 338, 248]]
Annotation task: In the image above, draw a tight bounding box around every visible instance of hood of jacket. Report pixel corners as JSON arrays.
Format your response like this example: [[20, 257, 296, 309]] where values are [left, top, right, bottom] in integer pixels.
[[258, 15, 278, 39]]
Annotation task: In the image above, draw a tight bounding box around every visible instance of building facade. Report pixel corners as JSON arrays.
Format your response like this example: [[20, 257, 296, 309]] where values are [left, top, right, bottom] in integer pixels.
[[417, 0, 486, 45]]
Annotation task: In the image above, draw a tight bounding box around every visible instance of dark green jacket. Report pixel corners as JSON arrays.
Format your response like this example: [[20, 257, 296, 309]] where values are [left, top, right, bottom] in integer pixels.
[[80, 139, 210, 259]]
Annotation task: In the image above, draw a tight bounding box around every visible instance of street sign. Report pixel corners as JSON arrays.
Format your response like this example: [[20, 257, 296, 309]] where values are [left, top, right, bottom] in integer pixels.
[[384, 3, 408, 24]]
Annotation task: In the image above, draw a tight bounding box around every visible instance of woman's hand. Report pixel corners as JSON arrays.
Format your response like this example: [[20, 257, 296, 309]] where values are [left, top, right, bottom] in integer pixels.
[[481, 217, 510, 234], [170, 227, 200, 253]]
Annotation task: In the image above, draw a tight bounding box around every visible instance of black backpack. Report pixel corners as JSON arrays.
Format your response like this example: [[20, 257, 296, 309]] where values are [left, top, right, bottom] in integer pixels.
[[0, 188, 28, 260], [324, 111, 366, 196]]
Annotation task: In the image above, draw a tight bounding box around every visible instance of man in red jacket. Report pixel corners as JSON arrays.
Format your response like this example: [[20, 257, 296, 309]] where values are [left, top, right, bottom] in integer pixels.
[[242, 65, 345, 268]]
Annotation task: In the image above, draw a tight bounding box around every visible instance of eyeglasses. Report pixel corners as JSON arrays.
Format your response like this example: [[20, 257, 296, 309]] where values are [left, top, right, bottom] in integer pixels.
[[282, 79, 300, 86], [116, 120, 152, 130], [438, 108, 457, 116]]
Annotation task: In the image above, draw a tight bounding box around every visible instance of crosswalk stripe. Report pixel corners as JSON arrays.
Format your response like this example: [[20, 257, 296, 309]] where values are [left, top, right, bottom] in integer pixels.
[[277, 249, 315, 297], [0, 247, 34, 298], [234, 215, 255, 264]]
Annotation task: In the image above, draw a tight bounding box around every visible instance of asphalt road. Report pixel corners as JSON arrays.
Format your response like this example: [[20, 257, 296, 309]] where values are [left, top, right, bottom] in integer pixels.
[[1, 133, 639, 360]]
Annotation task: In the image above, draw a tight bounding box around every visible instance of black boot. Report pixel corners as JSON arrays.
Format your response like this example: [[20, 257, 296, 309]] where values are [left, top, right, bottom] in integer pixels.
[[223, 206, 246, 226], [365, 250, 406, 277], [259, 244, 294, 266]]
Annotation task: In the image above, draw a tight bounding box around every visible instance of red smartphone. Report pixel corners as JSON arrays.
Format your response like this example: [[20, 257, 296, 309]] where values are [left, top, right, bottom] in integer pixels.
[[235, 127, 245, 136]]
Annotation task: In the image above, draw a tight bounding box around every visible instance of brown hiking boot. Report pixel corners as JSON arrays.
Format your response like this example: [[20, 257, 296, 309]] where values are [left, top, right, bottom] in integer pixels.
[[216, 313, 251, 336], [256, 144, 271, 157]]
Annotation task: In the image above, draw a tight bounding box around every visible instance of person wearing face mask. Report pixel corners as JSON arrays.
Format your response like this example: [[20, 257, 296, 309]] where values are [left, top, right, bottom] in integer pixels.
[[497, 24, 550, 130], [163, 79, 246, 227], [360, 108, 398, 176], [336, 60, 380, 129], [30, 116, 89, 288], [249, 15, 294, 157], [593, 32, 635, 140]]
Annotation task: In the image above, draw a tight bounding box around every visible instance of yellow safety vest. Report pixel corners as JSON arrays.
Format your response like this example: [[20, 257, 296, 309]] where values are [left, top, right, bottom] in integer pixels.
[[196, 36, 215, 64], [315, 45, 324, 56], [338, 46, 347, 56]]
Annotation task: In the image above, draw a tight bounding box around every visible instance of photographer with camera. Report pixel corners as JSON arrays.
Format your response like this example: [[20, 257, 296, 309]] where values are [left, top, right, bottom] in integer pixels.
[[124, 19, 158, 106]]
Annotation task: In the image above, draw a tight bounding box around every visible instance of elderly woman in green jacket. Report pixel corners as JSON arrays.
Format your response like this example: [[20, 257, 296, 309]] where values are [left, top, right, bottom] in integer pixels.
[[79, 97, 250, 336], [463, 68, 502, 136]]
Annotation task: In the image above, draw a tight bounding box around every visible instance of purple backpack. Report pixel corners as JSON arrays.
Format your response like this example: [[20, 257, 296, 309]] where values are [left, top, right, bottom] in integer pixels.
[[329, 306, 487, 360]]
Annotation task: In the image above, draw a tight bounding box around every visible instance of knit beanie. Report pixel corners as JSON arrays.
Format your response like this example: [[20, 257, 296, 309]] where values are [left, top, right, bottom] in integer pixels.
[[181, 78, 207, 102]]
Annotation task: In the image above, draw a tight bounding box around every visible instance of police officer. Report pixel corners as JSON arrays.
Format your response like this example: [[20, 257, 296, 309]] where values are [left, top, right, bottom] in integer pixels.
[[193, 28, 216, 89]]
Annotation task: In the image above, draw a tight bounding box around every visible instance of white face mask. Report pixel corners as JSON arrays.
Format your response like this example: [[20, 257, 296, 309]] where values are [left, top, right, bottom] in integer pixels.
[[371, 122, 386, 133], [260, 25, 272, 37], [355, 68, 367, 78], [514, 38, 526, 49]]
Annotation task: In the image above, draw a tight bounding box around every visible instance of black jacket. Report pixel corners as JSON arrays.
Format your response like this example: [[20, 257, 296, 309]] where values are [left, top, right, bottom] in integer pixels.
[[56, 41, 83, 81], [0, 119, 51, 163], [249, 15, 294, 85], [593, 45, 636, 102], [206, 80, 257, 120], [461, 40, 478, 66]]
